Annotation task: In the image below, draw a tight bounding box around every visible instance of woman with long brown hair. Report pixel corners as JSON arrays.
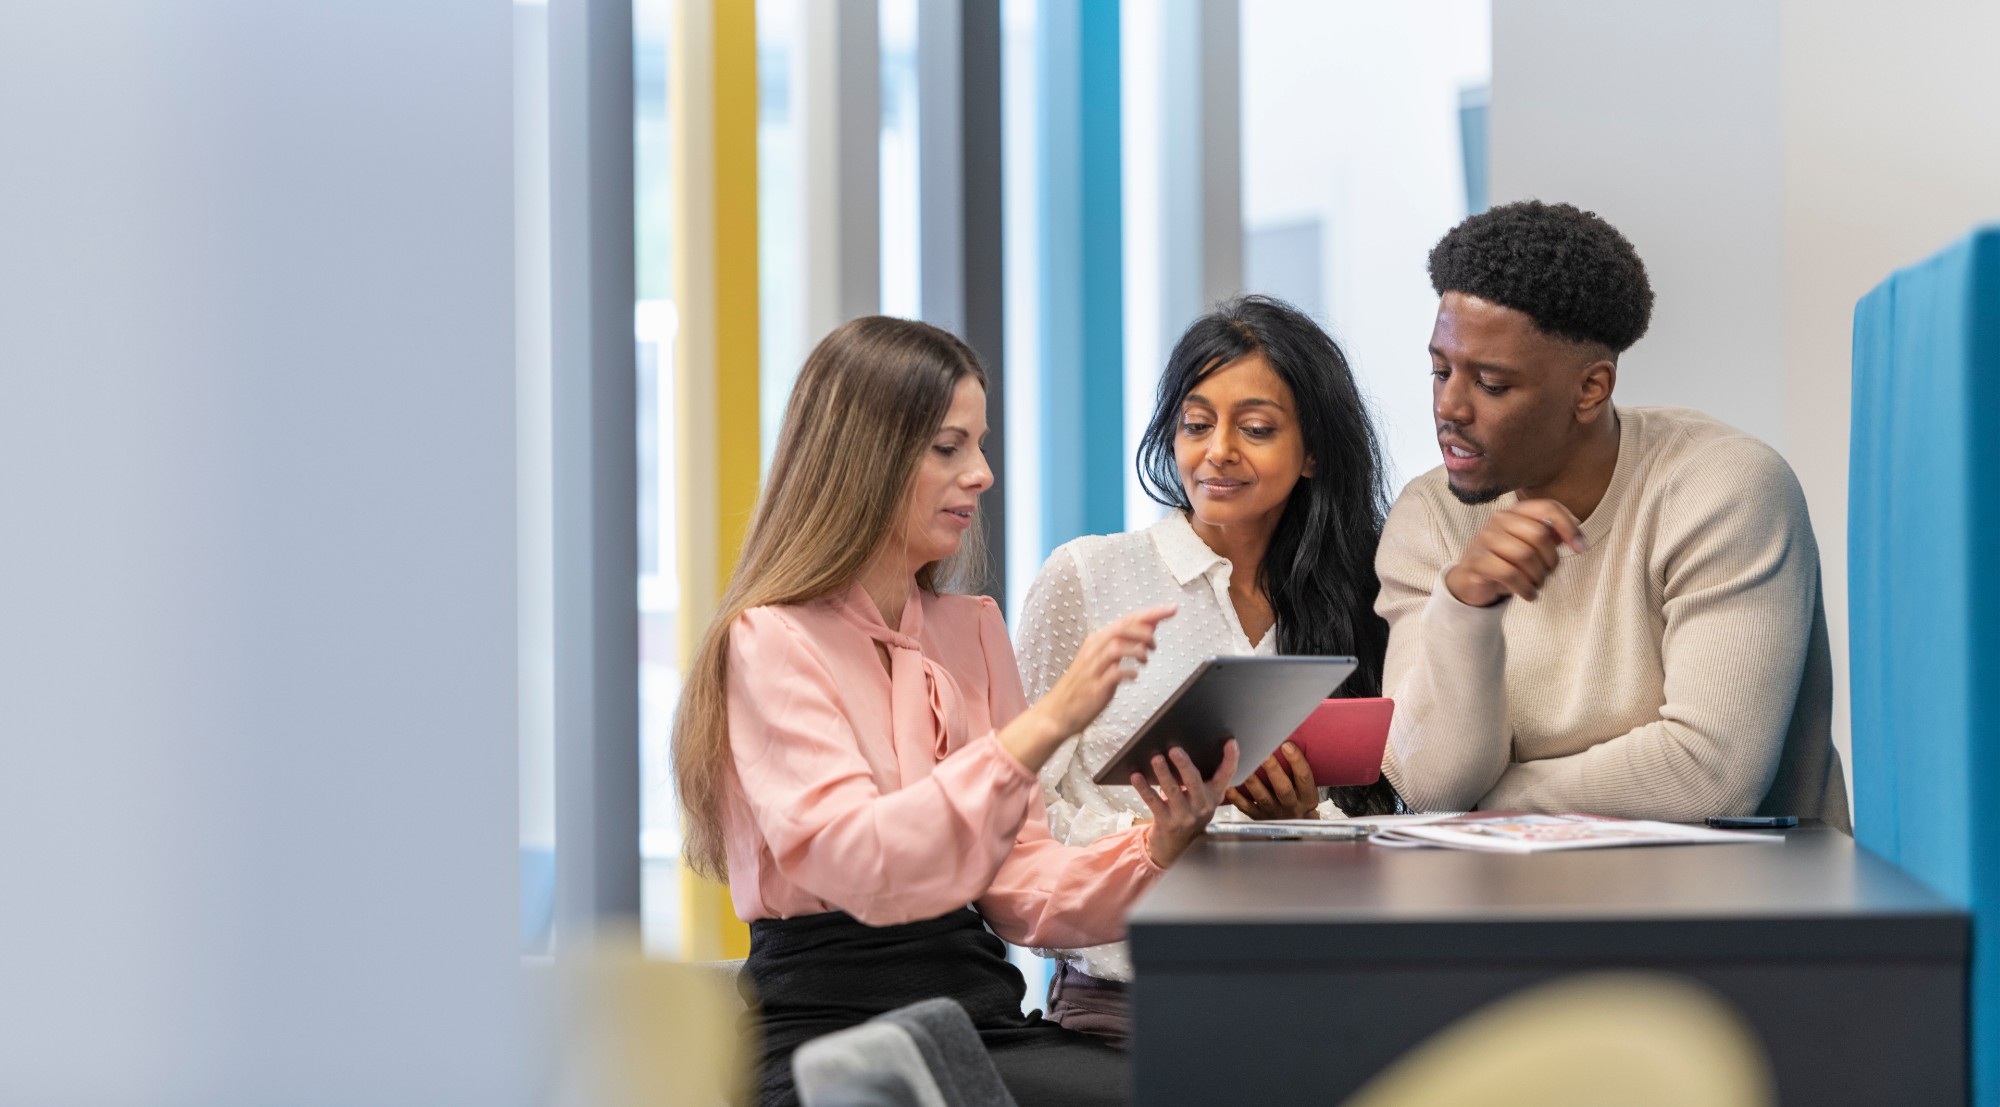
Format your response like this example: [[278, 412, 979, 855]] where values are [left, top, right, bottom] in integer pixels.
[[672, 316, 1235, 1107]]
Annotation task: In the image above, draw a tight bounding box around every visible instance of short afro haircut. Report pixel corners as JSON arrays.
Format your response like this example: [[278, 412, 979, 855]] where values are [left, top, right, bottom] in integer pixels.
[[1428, 200, 1654, 353]]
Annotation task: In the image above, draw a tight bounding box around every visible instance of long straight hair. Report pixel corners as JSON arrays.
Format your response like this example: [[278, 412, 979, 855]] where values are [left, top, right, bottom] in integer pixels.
[[673, 316, 988, 879], [1136, 296, 1400, 815]]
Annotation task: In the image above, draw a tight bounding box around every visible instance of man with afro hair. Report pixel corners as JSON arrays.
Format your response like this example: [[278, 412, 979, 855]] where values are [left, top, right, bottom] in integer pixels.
[[1374, 200, 1848, 829]]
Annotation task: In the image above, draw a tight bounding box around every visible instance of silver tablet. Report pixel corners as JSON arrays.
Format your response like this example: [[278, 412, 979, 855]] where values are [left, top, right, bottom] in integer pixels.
[[1089, 655, 1358, 787]]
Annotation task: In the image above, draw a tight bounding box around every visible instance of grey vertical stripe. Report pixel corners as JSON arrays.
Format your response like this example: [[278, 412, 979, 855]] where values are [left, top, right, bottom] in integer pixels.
[[961, 0, 1008, 608], [550, 0, 642, 940]]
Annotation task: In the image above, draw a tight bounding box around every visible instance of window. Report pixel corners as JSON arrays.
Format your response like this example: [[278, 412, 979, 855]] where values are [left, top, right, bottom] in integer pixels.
[[635, 0, 681, 955]]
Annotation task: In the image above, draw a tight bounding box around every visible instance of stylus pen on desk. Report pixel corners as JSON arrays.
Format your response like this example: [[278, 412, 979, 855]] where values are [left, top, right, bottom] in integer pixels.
[[1207, 822, 1374, 840]]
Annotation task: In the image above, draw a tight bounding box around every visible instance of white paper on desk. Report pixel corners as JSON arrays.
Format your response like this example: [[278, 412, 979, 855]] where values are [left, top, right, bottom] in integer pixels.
[[1366, 813, 1784, 853]]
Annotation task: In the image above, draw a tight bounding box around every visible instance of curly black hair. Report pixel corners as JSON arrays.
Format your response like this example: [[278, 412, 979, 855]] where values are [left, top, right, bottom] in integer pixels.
[[1427, 200, 1654, 353]]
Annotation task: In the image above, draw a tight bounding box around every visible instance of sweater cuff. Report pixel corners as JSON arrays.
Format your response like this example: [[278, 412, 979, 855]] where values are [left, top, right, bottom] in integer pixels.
[[1422, 568, 1509, 642]]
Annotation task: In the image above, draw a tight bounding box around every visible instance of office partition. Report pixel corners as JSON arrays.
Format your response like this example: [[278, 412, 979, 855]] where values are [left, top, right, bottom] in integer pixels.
[[1850, 225, 2000, 1105]]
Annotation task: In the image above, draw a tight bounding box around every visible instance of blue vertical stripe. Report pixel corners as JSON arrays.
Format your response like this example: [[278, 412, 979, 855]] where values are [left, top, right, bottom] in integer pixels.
[[1037, 0, 1124, 556]]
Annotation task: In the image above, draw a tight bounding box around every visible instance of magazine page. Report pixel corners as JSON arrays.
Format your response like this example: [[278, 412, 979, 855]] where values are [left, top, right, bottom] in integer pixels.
[[1366, 813, 1784, 853]]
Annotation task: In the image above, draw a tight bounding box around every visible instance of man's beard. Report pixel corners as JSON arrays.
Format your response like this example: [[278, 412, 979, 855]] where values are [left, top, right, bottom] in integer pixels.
[[1448, 477, 1506, 505]]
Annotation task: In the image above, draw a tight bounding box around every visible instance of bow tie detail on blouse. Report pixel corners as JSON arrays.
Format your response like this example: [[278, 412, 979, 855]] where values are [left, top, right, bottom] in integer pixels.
[[839, 585, 969, 775]]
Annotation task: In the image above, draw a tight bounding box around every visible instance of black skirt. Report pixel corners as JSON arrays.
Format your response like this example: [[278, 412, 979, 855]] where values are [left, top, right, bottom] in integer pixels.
[[740, 907, 1126, 1107]]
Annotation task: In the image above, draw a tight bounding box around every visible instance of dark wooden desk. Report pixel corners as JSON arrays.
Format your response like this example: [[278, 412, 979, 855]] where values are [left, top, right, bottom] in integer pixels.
[[1128, 825, 1966, 1105]]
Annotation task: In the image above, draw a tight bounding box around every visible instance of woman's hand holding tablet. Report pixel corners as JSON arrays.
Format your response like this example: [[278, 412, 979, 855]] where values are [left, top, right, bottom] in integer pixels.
[[1008, 602, 1235, 867], [1132, 742, 1239, 866], [1228, 741, 1320, 820]]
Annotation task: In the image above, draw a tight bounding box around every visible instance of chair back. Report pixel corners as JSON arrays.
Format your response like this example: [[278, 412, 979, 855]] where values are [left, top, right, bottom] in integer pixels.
[[795, 997, 1016, 1107]]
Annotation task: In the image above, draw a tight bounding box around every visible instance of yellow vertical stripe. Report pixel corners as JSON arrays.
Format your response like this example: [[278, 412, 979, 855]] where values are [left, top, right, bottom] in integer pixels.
[[713, 0, 762, 578], [674, 0, 756, 963]]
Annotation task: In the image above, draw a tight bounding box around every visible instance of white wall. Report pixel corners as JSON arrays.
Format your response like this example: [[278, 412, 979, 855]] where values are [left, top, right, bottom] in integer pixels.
[[1777, 0, 2000, 811], [0, 3, 519, 1103], [1491, 2, 1786, 448], [1240, 0, 1491, 492], [1491, 0, 2000, 796]]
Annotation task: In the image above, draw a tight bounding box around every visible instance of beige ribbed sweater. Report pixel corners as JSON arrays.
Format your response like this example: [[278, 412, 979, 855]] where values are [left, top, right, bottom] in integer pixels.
[[1376, 406, 1850, 829]]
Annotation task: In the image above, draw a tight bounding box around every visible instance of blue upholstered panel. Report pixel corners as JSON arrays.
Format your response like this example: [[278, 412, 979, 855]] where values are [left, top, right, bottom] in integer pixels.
[[1850, 225, 2000, 1104]]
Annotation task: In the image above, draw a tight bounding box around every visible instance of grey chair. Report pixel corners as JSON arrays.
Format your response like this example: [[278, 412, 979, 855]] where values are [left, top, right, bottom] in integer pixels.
[[794, 997, 1015, 1107]]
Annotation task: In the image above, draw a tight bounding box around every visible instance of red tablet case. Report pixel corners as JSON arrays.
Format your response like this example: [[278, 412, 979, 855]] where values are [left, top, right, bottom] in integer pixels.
[[1284, 697, 1394, 786]]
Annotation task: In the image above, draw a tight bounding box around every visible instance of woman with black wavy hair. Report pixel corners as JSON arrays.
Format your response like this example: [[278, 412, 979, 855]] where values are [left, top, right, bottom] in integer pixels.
[[1015, 294, 1398, 1047]]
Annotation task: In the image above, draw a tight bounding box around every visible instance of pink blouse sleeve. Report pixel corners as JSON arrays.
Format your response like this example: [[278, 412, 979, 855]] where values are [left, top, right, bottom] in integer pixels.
[[968, 599, 1166, 949], [727, 606, 1039, 926]]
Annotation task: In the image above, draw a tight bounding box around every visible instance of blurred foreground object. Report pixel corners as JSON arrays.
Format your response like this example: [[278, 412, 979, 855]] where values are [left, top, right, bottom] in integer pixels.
[[1341, 973, 1773, 1107], [553, 934, 750, 1107]]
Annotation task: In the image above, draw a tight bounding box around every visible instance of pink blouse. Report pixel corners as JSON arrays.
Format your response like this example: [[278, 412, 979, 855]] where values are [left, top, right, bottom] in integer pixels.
[[720, 581, 1164, 950]]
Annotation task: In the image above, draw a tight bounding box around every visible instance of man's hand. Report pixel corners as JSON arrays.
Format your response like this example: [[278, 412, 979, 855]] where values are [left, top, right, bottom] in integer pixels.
[[1226, 742, 1319, 820], [1443, 499, 1587, 607]]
